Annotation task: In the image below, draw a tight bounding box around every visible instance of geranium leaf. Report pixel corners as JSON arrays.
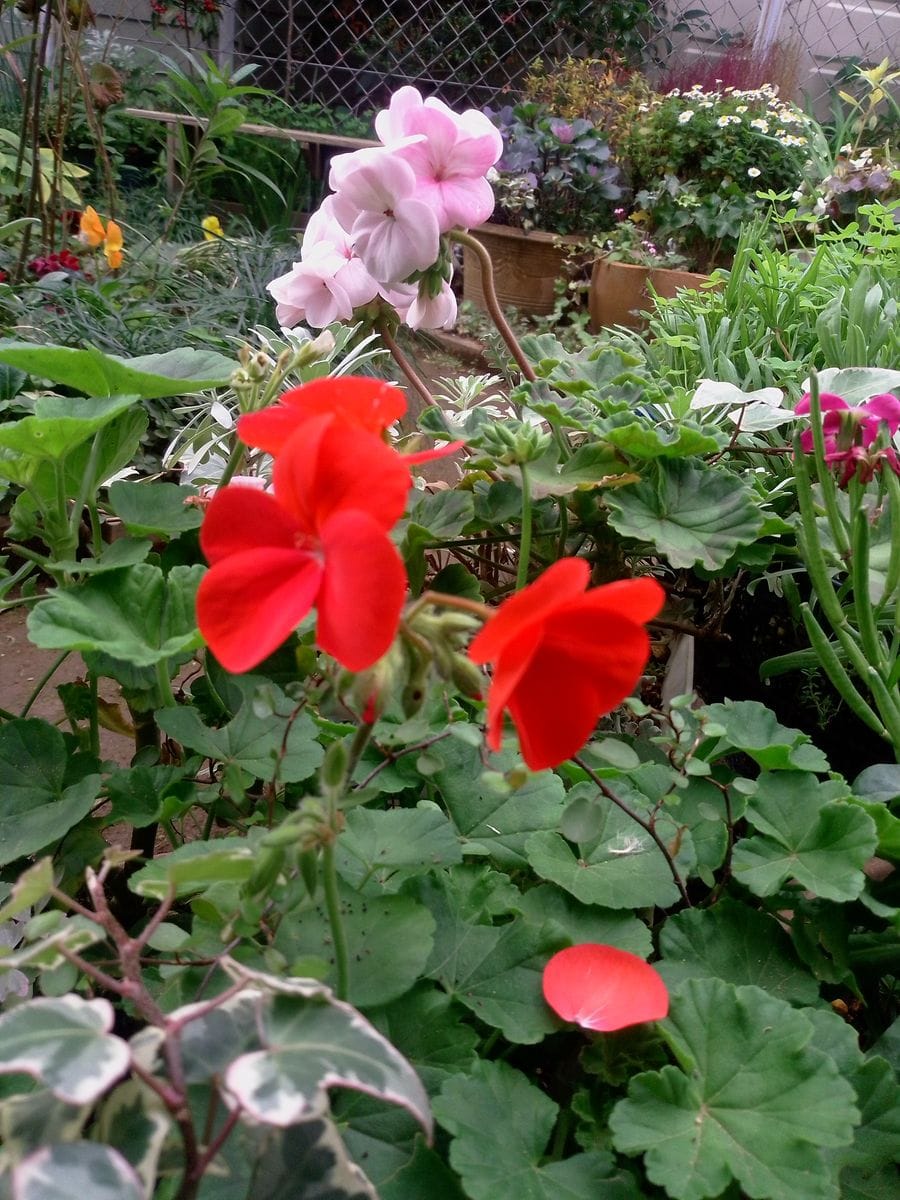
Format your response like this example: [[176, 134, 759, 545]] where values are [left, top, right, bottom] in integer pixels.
[[366, 986, 479, 1093], [605, 458, 763, 570], [701, 700, 829, 771], [335, 803, 463, 892], [514, 884, 652, 958], [12, 1142, 144, 1200], [274, 885, 435, 1007], [433, 739, 567, 866], [0, 719, 101, 866], [525, 782, 692, 910], [0, 396, 139, 482], [28, 564, 203, 667], [414, 872, 565, 1044], [658, 898, 820, 1004], [434, 1059, 642, 1200], [602, 420, 722, 459], [732, 773, 877, 901], [609, 979, 858, 1200], [157, 689, 323, 783], [0, 996, 130, 1104], [107, 481, 204, 538], [0, 341, 235, 399], [220, 989, 431, 1134]]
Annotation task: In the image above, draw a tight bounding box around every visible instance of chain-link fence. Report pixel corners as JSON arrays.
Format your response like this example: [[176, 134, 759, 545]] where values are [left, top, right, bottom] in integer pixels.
[[96, 1, 900, 114]]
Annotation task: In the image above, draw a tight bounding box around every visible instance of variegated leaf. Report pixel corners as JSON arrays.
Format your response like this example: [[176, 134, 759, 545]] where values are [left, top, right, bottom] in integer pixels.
[[212, 989, 431, 1135], [12, 1142, 143, 1200], [0, 996, 129, 1104], [96, 1080, 172, 1200]]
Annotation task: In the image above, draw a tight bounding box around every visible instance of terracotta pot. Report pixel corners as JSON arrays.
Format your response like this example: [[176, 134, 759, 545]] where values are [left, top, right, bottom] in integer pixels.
[[589, 258, 712, 332], [462, 222, 586, 316]]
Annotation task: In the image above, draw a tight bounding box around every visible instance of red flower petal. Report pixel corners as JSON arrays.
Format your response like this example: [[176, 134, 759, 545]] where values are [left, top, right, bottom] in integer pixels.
[[543, 944, 669, 1032], [199, 485, 300, 566], [468, 558, 590, 665], [197, 548, 323, 673], [274, 417, 410, 535], [238, 376, 407, 455], [279, 377, 407, 431], [402, 440, 465, 465], [470, 566, 664, 770], [316, 509, 408, 671]]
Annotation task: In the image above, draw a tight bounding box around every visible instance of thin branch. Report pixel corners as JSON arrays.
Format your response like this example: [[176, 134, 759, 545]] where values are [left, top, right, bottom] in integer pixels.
[[572, 755, 691, 907]]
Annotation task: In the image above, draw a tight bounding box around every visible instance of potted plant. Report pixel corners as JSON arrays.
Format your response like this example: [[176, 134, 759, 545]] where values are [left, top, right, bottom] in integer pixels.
[[463, 102, 623, 314], [620, 82, 814, 270], [589, 213, 712, 331]]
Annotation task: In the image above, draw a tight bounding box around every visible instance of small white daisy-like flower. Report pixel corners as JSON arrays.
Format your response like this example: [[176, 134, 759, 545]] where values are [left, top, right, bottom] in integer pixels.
[[735, 104, 748, 113], [747, 166, 761, 178], [750, 118, 769, 132], [678, 110, 695, 124], [717, 115, 741, 127], [699, 100, 714, 108]]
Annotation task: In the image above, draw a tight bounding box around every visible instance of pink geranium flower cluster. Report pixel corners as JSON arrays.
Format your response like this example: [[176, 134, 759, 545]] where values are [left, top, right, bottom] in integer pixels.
[[267, 87, 502, 332], [797, 390, 900, 487]]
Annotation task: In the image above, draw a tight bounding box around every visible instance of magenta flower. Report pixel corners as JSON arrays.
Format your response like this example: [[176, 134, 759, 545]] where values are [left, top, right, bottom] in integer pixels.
[[796, 390, 900, 486]]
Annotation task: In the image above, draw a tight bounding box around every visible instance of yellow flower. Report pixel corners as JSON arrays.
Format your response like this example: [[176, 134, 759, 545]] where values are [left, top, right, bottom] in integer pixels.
[[104, 219, 123, 270], [79, 205, 105, 249], [202, 215, 224, 241]]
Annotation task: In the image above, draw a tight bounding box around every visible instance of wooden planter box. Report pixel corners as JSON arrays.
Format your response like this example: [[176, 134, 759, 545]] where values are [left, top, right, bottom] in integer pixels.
[[462, 222, 588, 316], [589, 258, 713, 332]]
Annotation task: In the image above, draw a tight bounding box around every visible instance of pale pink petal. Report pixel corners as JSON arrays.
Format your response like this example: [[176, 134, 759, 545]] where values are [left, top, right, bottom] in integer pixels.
[[335, 256, 380, 308], [302, 198, 353, 257], [333, 147, 417, 211], [405, 280, 457, 330], [352, 198, 440, 282], [415, 174, 496, 231], [374, 85, 425, 143]]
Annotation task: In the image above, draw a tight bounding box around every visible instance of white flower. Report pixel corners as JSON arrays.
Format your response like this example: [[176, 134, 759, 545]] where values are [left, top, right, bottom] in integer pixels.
[[750, 118, 769, 133], [717, 115, 741, 127], [735, 104, 748, 113], [678, 110, 695, 124], [747, 166, 761, 178], [699, 100, 714, 108]]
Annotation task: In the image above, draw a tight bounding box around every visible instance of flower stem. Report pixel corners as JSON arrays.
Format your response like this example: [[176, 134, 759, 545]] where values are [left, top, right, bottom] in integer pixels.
[[450, 228, 537, 382], [377, 319, 437, 409], [322, 841, 349, 1000], [516, 463, 533, 590]]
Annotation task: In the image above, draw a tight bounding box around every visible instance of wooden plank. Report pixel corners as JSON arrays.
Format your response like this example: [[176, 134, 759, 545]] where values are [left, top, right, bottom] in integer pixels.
[[122, 107, 376, 151]]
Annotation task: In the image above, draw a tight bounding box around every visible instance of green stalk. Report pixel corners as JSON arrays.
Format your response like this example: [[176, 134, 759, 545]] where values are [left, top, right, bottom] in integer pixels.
[[799, 604, 885, 738], [805, 376, 851, 559], [88, 672, 100, 759], [216, 440, 247, 491], [516, 463, 533, 591], [322, 841, 349, 1000], [793, 434, 848, 632], [20, 651, 70, 717], [876, 468, 900, 616], [155, 660, 177, 708], [850, 507, 882, 667]]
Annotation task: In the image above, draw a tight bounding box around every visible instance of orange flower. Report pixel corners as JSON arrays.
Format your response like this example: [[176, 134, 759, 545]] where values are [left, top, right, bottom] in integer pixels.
[[104, 219, 123, 269], [79, 207, 124, 269], [79, 205, 105, 249]]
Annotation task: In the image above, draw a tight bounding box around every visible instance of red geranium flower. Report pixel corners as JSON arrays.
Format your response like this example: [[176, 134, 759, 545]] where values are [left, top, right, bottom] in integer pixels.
[[197, 415, 409, 673], [238, 376, 461, 465], [467, 558, 664, 771], [543, 944, 669, 1032]]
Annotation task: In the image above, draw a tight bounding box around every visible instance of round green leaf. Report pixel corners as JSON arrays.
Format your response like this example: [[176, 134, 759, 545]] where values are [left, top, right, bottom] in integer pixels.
[[606, 458, 763, 570], [610, 978, 859, 1200]]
